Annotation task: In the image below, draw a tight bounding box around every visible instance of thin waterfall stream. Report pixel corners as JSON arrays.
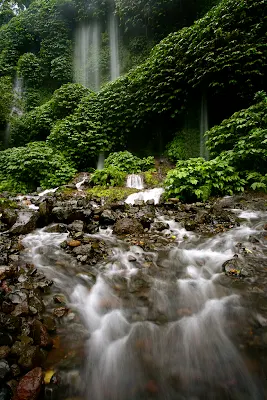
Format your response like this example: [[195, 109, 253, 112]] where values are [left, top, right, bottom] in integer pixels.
[[21, 207, 267, 400]]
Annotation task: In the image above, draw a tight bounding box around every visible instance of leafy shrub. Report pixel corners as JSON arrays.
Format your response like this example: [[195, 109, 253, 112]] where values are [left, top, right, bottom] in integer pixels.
[[17, 53, 43, 87], [0, 142, 76, 193], [164, 157, 245, 202], [90, 166, 127, 187], [206, 94, 267, 158], [0, 76, 12, 128], [47, 94, 108, 170], [105, 151, 154, 173], [165, 129, 200, 162], [10, 83, 92, 146]]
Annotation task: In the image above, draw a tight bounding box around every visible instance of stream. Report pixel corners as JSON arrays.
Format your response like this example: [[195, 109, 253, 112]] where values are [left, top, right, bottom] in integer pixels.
[[21, 208, 267, 400]]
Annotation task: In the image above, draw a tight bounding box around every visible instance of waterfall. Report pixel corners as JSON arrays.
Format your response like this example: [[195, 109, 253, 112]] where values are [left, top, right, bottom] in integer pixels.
[[126, 174, 144, 190], [125, 188, 164, 205], [199, 92, 209, 159], [97, 153, 105, 170], [109, 12, 120, 81], [74, 21, 101, 91], [4, 75, 23, 147]]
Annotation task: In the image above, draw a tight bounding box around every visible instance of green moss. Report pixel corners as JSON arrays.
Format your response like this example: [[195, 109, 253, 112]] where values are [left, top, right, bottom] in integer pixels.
[[86, 186, 138, 202], [143, 171, 162, 187], [0, 197, 18, 209]]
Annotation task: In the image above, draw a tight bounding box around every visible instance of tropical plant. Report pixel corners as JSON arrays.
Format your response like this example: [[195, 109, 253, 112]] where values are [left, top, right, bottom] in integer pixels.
[[104, 151, 154, 173], [0, 141, 76, 192], [90, 166, 127, 187]]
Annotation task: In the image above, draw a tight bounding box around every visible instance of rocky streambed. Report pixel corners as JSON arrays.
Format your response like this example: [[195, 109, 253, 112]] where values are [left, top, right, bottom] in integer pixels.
[[0, 190, 266, 399]]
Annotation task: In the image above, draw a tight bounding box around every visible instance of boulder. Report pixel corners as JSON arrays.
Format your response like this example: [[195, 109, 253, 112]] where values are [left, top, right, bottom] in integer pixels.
[[67, 220, 84, 233], [9, 212, 39, 235], [32, 321, 52, 349], [113, 218, 144, 235], [15, 367, 43, 400], [99, 210, 116, 225]]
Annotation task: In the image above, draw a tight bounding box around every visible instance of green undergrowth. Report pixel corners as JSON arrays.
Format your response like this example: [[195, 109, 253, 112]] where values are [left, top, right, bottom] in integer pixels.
[[0, 197, 18, 209], [86, 186, 138, 203]]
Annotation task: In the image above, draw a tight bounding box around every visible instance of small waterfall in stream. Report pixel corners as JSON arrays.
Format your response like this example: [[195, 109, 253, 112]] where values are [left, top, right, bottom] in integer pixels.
[[109, 11, 120, 81], [200, 92, 209, 159], [126, 174, 144, 190], [125, 187, 164, 204], [21, 207, 266, 399], [74, 21, 101, 90]]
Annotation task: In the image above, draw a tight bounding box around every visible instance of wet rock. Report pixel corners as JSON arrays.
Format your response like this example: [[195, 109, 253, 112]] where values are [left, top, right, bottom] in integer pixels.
[[0, 334, 12, 347], [153, 222, 169, 232], [0, 348, 10, 359], [15, 367, 43, 400], [99, 210, 116, 225], [12, 301, 29, 317], [67, 220, 84, 233], [1, 209, 17, 228], [184, 220, 196, 231], [52, 206, 92, 224], [18, 346, 42, 370], [42, 316, 56, 333], [0, 361, 9, 382], [53, 294, 66, 304], [10, 365, 20, 377], [222, 255, 242, 276], [128, 255, 137, 262], [44, 224, 68, 233], [9, 212, 39, 235], [53, 307, 68, 318], [72, 244, 92, 256], [8, 291, 27, 305], [0, 383, 12, 400], [67, 240, 81, 248], [113, 218, 144, 235], [32, 321, 52, 349], [0, 314, 21, 333], [0, 267, 13, 281]]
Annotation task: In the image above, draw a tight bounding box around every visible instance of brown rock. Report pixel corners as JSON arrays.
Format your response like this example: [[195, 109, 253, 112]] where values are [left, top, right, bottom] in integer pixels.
[[113, 218, 144, 235], [12, 301, 29, 317], [67, 240, 81, 247], [0, 345, 10, 358], [15, 367, 43, 400], [53, 307, 68, 318], [32, 320, 52, 348]]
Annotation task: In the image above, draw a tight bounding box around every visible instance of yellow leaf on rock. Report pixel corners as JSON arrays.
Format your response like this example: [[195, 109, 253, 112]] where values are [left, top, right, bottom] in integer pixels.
[[44, 370, 54, 384]]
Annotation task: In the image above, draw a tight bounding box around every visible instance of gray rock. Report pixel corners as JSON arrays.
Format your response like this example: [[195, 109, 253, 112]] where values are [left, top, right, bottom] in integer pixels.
[[67, 220, 84, 233], [153, 221, 169, 232], [72, 244, 92, 256], [0, 360, 10, 381], [113, 218, 144, 235], [9, 211, 39, 235], [99, 210, 116, 225]]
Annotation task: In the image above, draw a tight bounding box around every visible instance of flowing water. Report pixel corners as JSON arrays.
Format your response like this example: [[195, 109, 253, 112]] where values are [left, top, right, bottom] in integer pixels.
[[126, 174, 144, 190], [21, 209, 267, 400], [109, 11, 120, 81], [74, 21, 101, 90], [125, 188, 164, 205], [199, 92, 209, 160]]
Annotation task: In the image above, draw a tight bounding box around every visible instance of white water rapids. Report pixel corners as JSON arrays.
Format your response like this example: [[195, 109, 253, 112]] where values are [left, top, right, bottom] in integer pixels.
[[21, 210, 267, 400]]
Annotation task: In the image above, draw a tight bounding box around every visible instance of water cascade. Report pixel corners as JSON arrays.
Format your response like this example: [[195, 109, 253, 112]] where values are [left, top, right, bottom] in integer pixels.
[[126, 174, 144, 190], [74, 21, 101, 90], [4, 75, 23, 147], [97, 153, 105, 170], [125, 187, 164, 204], [108, 11, 120, 81], [200, 92, 209, 159], [21, 209, 266, 399]]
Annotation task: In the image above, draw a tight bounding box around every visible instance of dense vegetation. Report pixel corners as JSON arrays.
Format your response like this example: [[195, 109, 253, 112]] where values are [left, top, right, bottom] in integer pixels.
[[0, 0, 266, 198], [165, 92, 267, 201]]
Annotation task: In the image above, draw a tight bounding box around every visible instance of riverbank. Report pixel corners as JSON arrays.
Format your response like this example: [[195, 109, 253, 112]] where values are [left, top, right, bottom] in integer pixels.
[[0, 188, 266, 399]]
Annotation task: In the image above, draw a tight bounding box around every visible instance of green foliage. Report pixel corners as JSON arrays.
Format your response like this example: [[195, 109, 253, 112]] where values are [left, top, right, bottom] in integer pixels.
[[90, 166, 127, 187], [10, 83, 91, 146], [17, 53, 42, 87], [206, 94, 267, 158], [47, 93, 108, 169], [0, 142, 76, 193], [164, 157, 245, 202], [105, 151, 154, 173], [165, 129, 200, 162], [143, 170, 161, 187], [0, 75, 12, 128], [86, 186, 138, 202]]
